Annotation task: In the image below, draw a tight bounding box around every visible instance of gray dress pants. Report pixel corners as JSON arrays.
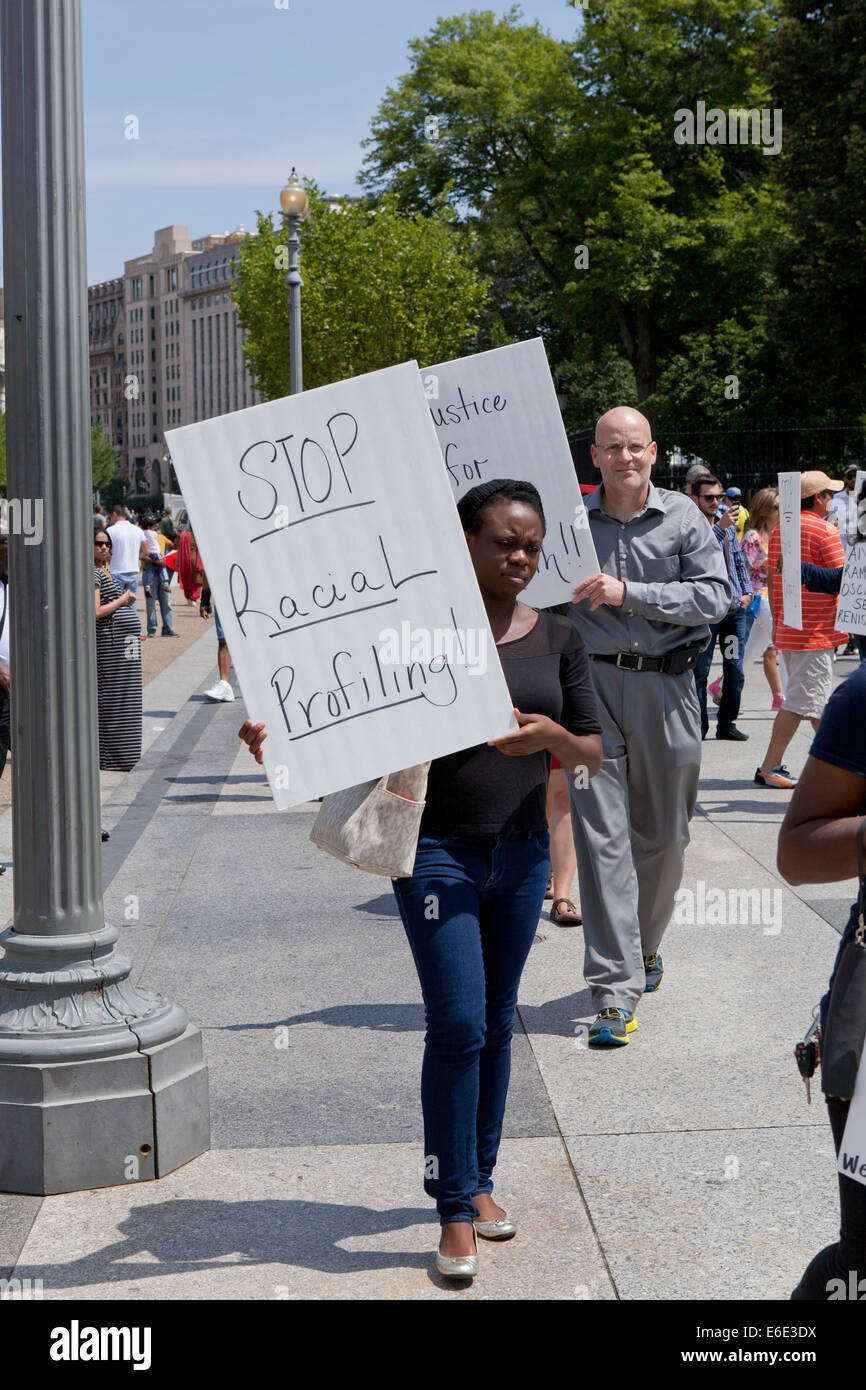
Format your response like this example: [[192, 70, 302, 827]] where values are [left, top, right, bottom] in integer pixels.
[[569, 660, 702, 1014]]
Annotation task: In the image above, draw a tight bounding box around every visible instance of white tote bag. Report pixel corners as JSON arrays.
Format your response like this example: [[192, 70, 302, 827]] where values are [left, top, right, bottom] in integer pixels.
[[310, 762, 431, 879]]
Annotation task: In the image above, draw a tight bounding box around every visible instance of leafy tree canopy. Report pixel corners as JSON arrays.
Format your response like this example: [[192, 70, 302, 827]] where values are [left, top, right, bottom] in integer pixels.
[[233, 186, 488, 400]]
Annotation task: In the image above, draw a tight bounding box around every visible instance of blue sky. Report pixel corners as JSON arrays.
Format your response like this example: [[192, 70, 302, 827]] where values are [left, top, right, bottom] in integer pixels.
[[1, 0, 583, 286]]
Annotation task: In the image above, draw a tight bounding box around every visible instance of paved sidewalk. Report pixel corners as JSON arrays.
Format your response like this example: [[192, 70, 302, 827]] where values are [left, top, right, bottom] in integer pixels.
[[0, 639, 859, 1300]]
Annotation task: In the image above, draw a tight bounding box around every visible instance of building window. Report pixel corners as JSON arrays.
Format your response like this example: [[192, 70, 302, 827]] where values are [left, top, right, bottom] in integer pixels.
[[148, 274, 155, 297]]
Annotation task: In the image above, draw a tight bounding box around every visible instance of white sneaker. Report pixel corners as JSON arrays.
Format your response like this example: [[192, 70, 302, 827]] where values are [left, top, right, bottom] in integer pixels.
[[204, 680, 235, 702]]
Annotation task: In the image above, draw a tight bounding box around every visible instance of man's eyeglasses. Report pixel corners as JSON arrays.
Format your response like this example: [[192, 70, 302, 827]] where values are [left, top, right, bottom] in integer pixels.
[[817, 490, 834, 500], [699, 492, 725, 502], [596, 441, 653, 456]]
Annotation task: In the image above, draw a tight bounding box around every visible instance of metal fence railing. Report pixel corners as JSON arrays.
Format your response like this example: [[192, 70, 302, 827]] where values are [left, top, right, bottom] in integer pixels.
[[568, 422, 866, 499]]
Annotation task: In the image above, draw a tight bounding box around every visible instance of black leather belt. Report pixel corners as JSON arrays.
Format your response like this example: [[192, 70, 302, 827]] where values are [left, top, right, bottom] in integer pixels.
[[590, 642, 706, 675]]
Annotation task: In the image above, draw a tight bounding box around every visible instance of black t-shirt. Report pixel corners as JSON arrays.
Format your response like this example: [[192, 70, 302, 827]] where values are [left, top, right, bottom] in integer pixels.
[[811, 663, 866, 791], [420, 610, 601, 837], [811, 663, 866, 1033]]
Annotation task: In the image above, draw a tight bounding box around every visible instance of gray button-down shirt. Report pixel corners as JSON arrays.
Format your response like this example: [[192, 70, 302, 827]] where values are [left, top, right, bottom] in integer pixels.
[[569, 483, 732, 657]]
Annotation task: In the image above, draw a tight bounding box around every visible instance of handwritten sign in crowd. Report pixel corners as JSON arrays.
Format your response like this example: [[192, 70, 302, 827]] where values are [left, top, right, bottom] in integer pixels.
[[838, 1040, 866, 1192], [422, 339, 599, 605], [166, 362, 517, 807], [835, 546, 866, 634], [777, 472, 803, 630]]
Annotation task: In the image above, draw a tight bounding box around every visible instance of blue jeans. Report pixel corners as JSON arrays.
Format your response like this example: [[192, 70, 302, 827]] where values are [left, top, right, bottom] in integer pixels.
[[694, 608, 747, 737], [143, 563, 174, 634], [392, 831, 550, 1225], [113, 570, 139, 596]]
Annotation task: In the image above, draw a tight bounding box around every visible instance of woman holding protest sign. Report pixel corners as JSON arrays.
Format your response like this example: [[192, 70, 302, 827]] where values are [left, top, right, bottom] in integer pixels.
[[240, 479, 602, 1280]]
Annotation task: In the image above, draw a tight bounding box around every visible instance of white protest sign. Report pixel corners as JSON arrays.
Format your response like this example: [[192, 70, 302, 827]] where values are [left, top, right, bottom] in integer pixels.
[[777, 472, 802, 630], [166, 361, 517, 808], [421, 339, 599, 606], [854, 470, 866, 545], [835, 544, 866, 634], [838, 1045, 866, 1190]]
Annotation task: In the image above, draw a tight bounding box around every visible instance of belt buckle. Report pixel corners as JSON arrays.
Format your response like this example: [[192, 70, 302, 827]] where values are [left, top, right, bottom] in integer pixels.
[[616, 651, 640, 670]]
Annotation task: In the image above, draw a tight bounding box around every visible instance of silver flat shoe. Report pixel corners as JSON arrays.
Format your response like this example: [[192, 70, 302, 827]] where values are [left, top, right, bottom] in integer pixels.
[[435, 1249, 478, 1278], [473, 1213, 517, 1240]]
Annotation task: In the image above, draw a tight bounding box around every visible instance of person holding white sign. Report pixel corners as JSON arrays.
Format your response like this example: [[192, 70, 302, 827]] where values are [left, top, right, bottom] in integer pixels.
[[824, 463, 859, 658], [566, 406, 731, 1045], [778, 661, 866, 1299], [827, 464, 859, 556], [239, 479, 603, 1280], [755, 473, 847, 790]]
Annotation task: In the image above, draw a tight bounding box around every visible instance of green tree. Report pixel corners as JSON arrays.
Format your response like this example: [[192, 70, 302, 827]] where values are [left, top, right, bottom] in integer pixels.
[[766, 0, 866, 418], [360, 3, 787, 426], [360, 10, 582, 391], [91, 422, 119, 493], [0, 414, 120, 496], [233, 188, 488, 400], [101, 474, 128, 510]]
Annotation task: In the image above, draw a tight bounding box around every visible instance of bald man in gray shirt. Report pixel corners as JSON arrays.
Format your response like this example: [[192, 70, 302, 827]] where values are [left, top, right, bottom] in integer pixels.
[[566, 407, 730, 1046]]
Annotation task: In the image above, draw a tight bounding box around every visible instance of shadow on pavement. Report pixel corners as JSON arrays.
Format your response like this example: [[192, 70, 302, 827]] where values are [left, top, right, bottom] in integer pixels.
[[220, 990, 596, 1037], [14, 1199, 438, 1290]]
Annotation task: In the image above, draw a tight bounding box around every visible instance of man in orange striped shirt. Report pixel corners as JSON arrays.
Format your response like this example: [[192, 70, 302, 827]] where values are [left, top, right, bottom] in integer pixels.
[[755, 471, 847, 788]]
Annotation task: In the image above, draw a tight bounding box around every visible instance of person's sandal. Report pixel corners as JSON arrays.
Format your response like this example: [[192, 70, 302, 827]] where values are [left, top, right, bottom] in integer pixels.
[[544, 873, 554, 900], [550, 898, 582, 926]]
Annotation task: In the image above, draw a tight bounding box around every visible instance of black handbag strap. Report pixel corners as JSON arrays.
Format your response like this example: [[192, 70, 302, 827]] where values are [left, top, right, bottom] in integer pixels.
[[858, 816, 866, 945]]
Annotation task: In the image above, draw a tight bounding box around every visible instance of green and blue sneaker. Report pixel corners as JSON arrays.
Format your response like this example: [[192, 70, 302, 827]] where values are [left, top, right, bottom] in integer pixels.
[[587, 1008, 637, 1047], [643, 952, 664, 993]]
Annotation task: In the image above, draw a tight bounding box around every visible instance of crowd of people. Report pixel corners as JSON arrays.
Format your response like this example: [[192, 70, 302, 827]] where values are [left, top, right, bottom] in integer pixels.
[[238, 405, 864, 1288], [5, 412, 861, 1293], [86, 502, 235, 838]]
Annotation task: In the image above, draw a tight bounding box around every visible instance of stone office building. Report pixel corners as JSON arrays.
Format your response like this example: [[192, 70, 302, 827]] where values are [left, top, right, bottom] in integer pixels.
[[88, 278, 126, 466], [120, 225, 261, 497]]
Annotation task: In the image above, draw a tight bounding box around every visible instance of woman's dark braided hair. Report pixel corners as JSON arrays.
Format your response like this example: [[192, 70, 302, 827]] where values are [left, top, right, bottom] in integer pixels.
[[457, 479, 546, 536]]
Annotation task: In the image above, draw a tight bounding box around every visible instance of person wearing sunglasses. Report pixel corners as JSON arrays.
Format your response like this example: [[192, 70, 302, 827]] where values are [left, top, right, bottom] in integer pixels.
[[755, 472, 847, 790], [93, 525, 143, 837], [691, 474, 754, 742]]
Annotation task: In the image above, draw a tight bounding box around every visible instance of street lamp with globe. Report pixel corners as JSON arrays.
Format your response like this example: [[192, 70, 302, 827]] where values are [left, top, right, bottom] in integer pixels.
[[279, 167, 309, 395]]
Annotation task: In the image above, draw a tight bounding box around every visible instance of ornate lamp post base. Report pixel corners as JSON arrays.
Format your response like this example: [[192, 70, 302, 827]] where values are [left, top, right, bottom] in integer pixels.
[[0, 924, 209, 1195], [0, 1, 211, 1195]]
